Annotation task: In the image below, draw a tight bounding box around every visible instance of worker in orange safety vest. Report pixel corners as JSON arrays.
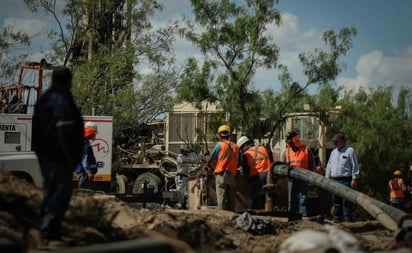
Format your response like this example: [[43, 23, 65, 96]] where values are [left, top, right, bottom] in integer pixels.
[[388, 170, 407, 210], [237, 135, 272, 209], [282, 130, 316, 216], [204, 124, 242, 211]]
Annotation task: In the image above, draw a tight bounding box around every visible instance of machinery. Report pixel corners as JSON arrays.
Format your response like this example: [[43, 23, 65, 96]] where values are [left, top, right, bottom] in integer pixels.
[[0, 62, 113, 189], [3, 63, 336, 210], [113, 104, 212, 207], [0, 113, 113, 188], [0, 62, 209, 208]]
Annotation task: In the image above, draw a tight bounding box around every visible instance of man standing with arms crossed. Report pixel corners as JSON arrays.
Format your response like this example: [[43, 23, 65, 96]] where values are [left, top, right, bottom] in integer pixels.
[[326, 133, 359, 222], [204, 125, 241, 211]]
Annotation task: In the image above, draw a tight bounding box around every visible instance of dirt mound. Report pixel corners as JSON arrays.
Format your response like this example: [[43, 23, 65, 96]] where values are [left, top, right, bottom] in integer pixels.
[[0, 171, 399, 252]]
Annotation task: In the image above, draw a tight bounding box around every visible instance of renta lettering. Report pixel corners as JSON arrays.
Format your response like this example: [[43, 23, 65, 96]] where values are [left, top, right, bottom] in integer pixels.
[[0, 125, 16, 131]]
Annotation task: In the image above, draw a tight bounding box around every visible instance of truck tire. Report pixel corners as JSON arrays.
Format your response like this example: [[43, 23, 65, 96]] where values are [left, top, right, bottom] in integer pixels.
[[158, 156, 177, 179], [11, 171, 34, 184], [114, 173, 128, 194], [132, 172, 163, 194]]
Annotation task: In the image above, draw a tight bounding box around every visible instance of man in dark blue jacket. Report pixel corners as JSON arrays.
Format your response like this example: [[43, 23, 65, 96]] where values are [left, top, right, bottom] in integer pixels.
[[32, 66, 84, 245]]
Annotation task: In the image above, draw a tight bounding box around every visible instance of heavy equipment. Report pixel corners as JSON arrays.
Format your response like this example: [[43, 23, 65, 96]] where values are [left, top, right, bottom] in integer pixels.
[[0, 62, 113, 189], [0, 62, 208, 208]]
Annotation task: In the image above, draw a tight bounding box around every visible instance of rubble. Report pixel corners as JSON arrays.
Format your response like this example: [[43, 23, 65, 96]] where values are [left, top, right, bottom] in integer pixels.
[[0, 170, 405, 252]]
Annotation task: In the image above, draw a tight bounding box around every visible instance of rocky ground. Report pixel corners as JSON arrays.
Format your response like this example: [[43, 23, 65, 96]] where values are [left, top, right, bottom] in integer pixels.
[[0, 170, 410, 253]]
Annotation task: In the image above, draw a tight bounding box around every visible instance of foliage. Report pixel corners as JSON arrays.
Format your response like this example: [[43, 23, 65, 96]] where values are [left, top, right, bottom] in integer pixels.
[[178, 0, 357, 146], [20, 0, 412, 205], [0, 27, 30, 81], [304, 84, 342, 139], [266, 28, 357, 146], [178, 0, 281, 137], [333, 86, 412, 201], [176, 58, 217, 108], [24, 0, 179, 165]]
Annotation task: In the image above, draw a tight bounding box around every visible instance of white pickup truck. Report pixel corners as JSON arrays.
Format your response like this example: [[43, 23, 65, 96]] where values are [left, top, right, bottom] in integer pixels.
[[0, 113, 113, 188]]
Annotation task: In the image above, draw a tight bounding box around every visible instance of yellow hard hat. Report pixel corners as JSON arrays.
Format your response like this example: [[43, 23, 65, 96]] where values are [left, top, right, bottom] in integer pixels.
[[217, 125, 231, 136], [394, 170, 402, 176]]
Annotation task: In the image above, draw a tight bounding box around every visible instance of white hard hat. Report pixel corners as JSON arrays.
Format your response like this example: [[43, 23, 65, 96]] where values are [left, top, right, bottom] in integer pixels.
[[237, 136, 250, 148], [85, 121, 98, 133]]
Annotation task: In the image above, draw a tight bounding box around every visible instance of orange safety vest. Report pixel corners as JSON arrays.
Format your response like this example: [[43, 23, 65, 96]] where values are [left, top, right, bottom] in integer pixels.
[[285, 145, 309, 169], [389, 178, 405, 199], [245, 146, 271, 177], [214, 140, 240, 176]]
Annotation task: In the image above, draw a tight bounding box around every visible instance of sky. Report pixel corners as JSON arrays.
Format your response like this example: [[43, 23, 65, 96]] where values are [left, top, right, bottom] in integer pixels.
[[1, 0, 411, 94]]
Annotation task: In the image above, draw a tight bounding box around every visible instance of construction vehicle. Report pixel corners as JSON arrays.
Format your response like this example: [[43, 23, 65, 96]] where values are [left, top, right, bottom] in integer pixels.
[[1, 63, 289, 211], [0, 62, 210, 208], [0, 113, 113, 188], [113, 102, 216, 206], [0, 62, 113, 190]]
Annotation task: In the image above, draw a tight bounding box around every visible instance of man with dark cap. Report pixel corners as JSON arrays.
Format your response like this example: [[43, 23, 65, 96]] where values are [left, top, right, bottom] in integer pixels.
[[325, 133, 359, 222], [282, 130, 316, 217], [32, 66, 84, 247]]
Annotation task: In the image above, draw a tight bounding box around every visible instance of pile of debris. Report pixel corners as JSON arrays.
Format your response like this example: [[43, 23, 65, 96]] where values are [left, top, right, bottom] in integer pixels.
[[0, 171, 402, 252]]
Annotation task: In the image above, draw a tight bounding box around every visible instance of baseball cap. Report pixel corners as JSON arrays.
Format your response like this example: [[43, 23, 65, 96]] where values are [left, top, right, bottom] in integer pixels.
[[332, 133, 345, 142]]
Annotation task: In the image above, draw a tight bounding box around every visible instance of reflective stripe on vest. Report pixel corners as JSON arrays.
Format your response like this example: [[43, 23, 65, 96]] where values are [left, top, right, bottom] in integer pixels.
[[246, 146, 271, 176], [215, 140, 239, 175], [286, 145, 309, 169], [389, 178, 405, 198]]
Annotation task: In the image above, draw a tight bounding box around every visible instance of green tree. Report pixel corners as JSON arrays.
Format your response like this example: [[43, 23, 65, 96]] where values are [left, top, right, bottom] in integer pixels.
[[25, 0, 179, 164], [179, 0, 281, 136], [336, 86, 412, 201], [0, 27, 30, 80], [179, 0, 357, 144], [266, 28, 357, 145]]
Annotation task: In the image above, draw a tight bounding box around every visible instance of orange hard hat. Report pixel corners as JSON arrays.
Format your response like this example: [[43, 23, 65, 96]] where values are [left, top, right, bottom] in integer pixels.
[[84, 122, 98, 139]]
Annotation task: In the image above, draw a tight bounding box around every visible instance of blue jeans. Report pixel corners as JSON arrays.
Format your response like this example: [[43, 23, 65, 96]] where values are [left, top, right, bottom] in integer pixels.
[[288, 178, 308, 216], [40, 162, 73, 240], [333, 178, 352, 221]]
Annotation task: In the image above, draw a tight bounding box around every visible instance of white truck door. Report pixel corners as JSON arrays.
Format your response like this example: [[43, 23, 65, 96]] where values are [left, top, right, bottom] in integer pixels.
[[0, 114, 32, 152]]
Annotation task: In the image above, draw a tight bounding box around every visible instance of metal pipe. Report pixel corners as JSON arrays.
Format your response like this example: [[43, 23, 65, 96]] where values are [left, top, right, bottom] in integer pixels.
[[271, 163, 399, 231]]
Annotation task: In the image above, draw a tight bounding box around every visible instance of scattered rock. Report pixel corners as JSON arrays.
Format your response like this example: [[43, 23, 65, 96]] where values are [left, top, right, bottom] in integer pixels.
[[0, 171, 400, 252]]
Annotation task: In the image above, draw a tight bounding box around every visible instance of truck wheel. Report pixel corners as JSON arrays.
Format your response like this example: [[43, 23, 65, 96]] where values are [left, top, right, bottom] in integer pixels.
[[132, 172, 162, 194], [114, 173, 128, 194], [11, 172, 34, 184], [159, 156, 177, 179]]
